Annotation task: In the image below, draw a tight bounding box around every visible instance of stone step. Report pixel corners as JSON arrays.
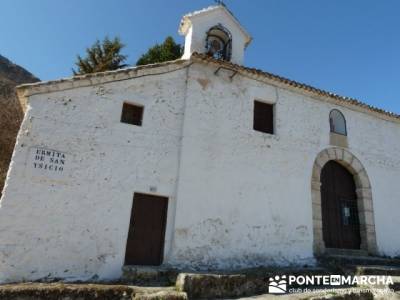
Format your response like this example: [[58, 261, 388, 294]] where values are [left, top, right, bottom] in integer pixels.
[[122, 265, 179, 286], [122, 264, 400, 299], [133, 290, 187, 300], [318, 254, 400, 269], [175, 267, 331, 300], [176, 272, 269, 299], [324, 248, 369, 257], [354, 265, 400, 277], [0, 283, 186, 300]]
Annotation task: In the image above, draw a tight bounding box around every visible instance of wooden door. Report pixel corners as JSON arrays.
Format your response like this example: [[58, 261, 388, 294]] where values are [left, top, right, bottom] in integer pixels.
[[125, 193, 168, 265], [321, 161, 361, 249]]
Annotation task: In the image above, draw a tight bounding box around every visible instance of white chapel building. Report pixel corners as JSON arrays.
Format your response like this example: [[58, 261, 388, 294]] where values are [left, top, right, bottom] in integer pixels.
[[1, 5, 400, 282]]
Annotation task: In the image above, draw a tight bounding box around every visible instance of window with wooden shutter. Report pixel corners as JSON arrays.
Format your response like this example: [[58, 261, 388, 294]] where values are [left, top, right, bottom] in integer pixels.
[[253, 101, 274, 134], [121, 102, 144, 126]]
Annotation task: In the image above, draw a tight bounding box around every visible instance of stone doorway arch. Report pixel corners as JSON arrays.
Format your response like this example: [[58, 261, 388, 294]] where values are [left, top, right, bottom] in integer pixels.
[[311, 148, 378, 255]]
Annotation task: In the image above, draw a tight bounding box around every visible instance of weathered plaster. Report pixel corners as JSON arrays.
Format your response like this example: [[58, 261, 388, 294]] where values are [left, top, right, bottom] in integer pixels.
[[0, 67, 189, 282], [0, 61, 399, 283]]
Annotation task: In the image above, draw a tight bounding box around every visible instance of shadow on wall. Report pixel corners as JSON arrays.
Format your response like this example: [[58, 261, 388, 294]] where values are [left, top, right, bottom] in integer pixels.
[[0, 55, 39, 196]]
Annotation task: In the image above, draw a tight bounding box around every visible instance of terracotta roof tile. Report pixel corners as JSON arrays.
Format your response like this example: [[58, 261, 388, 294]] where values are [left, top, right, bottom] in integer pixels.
[[191, 52, 400, 121], [17, 53, 399, 122]]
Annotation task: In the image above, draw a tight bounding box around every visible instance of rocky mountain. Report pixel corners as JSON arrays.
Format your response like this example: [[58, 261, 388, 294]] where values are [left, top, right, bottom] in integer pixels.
[[0, 54, 39, 195], [0, 55, 38, 85]]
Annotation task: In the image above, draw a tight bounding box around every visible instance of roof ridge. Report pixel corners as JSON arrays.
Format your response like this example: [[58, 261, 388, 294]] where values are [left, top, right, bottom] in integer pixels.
[[16, 53, 400, 122], [191, 53, 400, 120], [17, 58, 187, 90]]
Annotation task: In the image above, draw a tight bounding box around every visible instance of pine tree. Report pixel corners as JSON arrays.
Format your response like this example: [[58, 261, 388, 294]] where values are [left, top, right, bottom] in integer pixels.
[[136, 36, 182, 66], [73, 37, 127, 75]]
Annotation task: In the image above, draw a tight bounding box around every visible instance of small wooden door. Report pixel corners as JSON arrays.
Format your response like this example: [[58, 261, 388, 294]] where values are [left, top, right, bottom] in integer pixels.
[[321, 161, 361, 249], [125, 193, 168, 265]]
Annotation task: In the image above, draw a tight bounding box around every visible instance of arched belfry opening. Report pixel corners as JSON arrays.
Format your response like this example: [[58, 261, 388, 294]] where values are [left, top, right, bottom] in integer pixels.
[[311, 148, 378, 255], [178, 4, 252, 65], [205, 24, 232, 61]]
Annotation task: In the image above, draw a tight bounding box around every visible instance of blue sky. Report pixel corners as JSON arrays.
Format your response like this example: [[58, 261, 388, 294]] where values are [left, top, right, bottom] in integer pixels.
[[1, 0, 399, 114]]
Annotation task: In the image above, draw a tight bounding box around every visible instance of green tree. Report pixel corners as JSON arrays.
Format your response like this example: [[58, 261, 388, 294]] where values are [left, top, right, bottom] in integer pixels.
[[73, 37, 127, 75], [136, 36, 182, 66]]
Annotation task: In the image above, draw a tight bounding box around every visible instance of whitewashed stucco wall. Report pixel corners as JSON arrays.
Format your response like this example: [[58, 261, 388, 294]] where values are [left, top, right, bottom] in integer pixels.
[[0, 61, 399, 283], [169, 63, 400, 268], [0, 67, 188, 282], [170, 65, 317, 268]]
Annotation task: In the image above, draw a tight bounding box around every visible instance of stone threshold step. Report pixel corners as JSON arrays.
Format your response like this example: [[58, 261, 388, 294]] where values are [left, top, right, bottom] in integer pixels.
[[122, 265, 180, 286], [318, 254, 400, 268], [324, 248, 369, 257], [0, 283, 187, 300], [353, 265, 400, 276]]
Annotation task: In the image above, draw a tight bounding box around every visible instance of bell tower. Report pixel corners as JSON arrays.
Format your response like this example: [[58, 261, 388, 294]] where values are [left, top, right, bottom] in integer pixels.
[[178, 5, 252, 65]]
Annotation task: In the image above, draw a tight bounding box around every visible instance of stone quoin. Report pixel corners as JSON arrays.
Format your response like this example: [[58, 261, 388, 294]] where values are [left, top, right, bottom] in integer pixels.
[[0, 4, 399, 283]]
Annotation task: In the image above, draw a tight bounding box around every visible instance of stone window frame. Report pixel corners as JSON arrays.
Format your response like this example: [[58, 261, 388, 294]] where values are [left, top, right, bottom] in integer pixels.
[[311, 147, 378, 255]]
